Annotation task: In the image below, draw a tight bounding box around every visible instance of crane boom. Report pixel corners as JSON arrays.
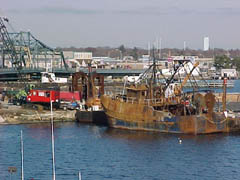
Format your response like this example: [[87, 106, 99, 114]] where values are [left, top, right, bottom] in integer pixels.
[[0, 17, 22, 69], [180, 62, 200, 89]]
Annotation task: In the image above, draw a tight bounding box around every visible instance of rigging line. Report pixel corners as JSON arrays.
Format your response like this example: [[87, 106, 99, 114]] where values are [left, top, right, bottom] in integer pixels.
[[183, 63, 197, 91], [187, 62, 199, 88], [164, 60, 186, 91], [185, 62, 199, 90], [177, 65, 182, 85], [152, 48, 157, 85], [190, 71, 200, 90], [193, 62, 210, 89], [138, 64, 153, 83], [189, 72, 197, 91], [141, 64, 153, 79], [156, 65, 167, 84], [175, 60, 182, 83]]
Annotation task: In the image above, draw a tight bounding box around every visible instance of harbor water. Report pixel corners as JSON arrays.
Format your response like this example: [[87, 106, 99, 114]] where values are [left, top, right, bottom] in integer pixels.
[[0, 79, 240, 179], [217, 79, 240, 93], [183, 79, 240, 93], [1, 122, 240, 180]]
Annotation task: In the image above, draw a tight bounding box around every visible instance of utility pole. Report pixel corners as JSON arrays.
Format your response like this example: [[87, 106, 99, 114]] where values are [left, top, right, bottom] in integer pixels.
[[148, 42, 151, 56], [50, 95, 56, 180], [183, 41, 186, 51], [21, 130, 24, 180], [159, 38, 162, 59]]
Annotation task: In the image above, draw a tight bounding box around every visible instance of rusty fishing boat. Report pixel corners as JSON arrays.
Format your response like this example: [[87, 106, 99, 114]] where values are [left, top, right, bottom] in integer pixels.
[[101, 56, 240, 134]]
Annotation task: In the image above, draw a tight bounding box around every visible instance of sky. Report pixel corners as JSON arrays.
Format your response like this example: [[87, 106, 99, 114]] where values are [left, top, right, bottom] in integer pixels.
[[2, 0, 240, 49]]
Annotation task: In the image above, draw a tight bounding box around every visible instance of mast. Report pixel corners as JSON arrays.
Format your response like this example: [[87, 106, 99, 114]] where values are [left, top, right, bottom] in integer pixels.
[[159, 38, 162, 59], [78, 171, 82, 180], [152, 47, 156, 85], [21, 130, 24, 180], [50, 95, 56, 180]]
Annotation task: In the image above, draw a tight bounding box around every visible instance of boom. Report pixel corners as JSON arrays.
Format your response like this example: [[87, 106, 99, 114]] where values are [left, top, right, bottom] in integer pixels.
[[0, 17, 22, 69], [180, 61, 200, 89]]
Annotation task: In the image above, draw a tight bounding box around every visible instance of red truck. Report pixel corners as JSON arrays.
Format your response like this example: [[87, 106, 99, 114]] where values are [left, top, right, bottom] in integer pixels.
[[27, 87, 81, 109], [59, 91, 81, 102], [27, 88, 60, 107]]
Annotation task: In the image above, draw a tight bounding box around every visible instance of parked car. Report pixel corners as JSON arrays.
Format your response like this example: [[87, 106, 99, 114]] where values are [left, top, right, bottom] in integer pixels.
[[13, 96, 27, 106], [67, 102, 80, 110]]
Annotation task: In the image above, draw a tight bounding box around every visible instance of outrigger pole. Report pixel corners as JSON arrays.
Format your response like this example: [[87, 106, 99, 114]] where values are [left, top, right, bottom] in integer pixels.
[[21, 130, 24, 180], [50, 94, 56, 180], [222, 77, 227, 112], [78, 171, 82, 180]]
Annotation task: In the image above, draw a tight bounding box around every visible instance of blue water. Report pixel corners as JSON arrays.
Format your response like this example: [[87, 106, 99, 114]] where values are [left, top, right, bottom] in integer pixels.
[[224, 79, 240, 93], [183, 79, 240, 93], [1, 122, 240, 180]]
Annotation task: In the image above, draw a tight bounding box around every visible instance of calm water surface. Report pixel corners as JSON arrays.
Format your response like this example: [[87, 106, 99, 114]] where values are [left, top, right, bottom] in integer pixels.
[[0, 122, 240, 180], [183, 79, 240, 93]]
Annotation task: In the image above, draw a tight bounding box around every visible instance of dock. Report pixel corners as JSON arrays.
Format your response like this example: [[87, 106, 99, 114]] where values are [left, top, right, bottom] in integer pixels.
[[184, 81, 234, 88]]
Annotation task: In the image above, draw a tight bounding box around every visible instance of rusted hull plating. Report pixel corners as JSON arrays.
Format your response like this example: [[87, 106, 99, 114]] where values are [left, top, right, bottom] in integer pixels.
[[101, 95, 240, 134]]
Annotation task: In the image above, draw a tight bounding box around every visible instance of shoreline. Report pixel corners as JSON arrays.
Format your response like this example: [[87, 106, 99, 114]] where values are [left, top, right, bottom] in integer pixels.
[[0, 103, 76, 125], [1, 92, 240, 125]]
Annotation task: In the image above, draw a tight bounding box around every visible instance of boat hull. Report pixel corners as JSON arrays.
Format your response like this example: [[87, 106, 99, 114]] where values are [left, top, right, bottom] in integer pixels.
[[76, 110, 108, 125], [101, 95, 240, 134]]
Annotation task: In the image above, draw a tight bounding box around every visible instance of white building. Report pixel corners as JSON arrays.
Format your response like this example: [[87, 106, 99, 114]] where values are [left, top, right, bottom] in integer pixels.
[[139, 55, 150, 62], [63, 51, 74, 59], [74, 52, 92, 60], [195, 57, 214, 75], [221, 69, 238, 79], [204, 37, 210, 51]]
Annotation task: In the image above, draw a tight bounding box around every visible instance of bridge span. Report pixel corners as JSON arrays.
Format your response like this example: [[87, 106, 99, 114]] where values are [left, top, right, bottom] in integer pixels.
[[0, 68, 145, 81]]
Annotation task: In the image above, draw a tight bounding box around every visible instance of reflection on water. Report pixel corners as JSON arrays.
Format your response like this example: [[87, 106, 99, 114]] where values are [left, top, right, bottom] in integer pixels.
[[0, 122, 240, 180], [103, 127, 229, 143], [104, 128, 172, 141]]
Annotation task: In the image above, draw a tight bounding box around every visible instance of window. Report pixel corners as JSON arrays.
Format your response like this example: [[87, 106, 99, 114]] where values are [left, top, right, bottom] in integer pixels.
[[39, 92, 45, 97], [46, 92, 50, 98]]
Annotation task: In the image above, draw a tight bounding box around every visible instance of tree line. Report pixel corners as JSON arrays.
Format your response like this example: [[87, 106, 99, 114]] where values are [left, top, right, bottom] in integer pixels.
[[214, 55, 240, 71], [59, 45, 240, 60]]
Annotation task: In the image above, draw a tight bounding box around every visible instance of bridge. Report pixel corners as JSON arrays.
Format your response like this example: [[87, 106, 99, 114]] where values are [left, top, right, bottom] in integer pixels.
[[0, 68, 145, 81], [0, 17, 146, 82]]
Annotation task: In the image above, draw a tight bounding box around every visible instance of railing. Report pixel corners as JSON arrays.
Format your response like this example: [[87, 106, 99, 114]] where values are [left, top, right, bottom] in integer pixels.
[[184, 81, 234, 88], [104, 91, 178, 106]]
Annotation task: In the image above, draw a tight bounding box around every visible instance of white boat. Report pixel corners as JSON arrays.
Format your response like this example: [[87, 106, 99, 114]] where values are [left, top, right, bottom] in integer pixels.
[[41, 72, 67, 83]]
